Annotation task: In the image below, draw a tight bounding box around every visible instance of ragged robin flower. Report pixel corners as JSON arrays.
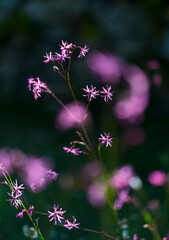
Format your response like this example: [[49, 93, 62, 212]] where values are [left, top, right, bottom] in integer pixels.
[[98, 132, 113, 147], [48, 204, 66, 224], [63, 216, 80, 230], [28, 77, 51, 100]]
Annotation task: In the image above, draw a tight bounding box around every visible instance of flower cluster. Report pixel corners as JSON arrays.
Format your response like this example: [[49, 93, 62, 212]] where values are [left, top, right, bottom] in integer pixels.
[[7, 180, 25, 208], [48, 204, 80, 230], [83, 85, 114, 102], [43, 40, 89, 64]]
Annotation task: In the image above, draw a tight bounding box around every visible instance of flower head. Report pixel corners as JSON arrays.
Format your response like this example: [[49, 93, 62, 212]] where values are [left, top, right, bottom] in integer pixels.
[[60, 40, 73, 54], [98, 133, 113, 147], [7, 191, 22, 208], [83, 85, 99, 101], [63, 216, 80, 230], [43, 52, 54, 63], [100, 85, 114, 102], [63, 146, 82, 156], [11, 180, 25, 198], [28, 77, 50, 100], [54, 51, 70, 63], [78, 44, 89, 58], [46, 169, 59, 181], [48, 204, 66, 224]]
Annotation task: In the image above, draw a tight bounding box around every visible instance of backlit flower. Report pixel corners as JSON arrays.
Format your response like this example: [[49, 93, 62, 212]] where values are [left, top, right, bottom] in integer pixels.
[[11, 180, 25, 198], [63, 216, 80, 230], [63, 147, 82, 156], [43, 52, 54, 63], [98, 133, 113, 147], [48, 204, 66, 224], [46, 170, 58, 181], [78, 44, 89, 58], [100, 85, 114, 102], [83, 85, 99, 101], [28, 77, 50, 100]]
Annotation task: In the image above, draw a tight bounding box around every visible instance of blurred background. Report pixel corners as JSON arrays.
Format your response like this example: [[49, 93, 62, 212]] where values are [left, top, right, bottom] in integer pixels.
[[0, 0, 169, 239]]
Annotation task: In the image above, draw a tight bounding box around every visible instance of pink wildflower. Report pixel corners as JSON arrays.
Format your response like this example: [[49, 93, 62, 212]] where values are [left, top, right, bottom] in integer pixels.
[[46, 169, 59, 181], [7, 191, 22, 208], [28, 77, 50, 100], [28, 206, 34, 216], [63, 146, 82, 156], [78, 44, 89, 58], [48, 204, 66, 224], [43, 52, 54, 63], [98, 132, 113, 147], [133, 234, 138, 240], [63, 216, 80, 230], [148, 170, 166, 186], [83, 85, 99, 101], [100, 85, 114, 102], [11, 180, 25, 198], [110, 165, 134, 190], [16, 210, 26, 218], [54, 51, 69, 63], [60, 40, 73, 54]]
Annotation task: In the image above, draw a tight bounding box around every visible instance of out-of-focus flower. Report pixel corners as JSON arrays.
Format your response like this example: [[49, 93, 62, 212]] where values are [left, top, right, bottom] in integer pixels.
[[82, 161, 103, 179], [46, 170, 58, 181], [55, 101, 91, 131], [86, 181, 106, 208], [22, 158, 50, 191], [148, 170, 166, 186], [83, 85, 99, 101], [114, 189, 130, 210], [28, 77, 50, 100], [147, 60, 160, 70], [110, 165, 134, 190], [63, 216, 80, 230], [78, 44, 89, 58], [98, 133, 113, 147], [23, 225, 38, 239], [153, 73, 163, 86], [87, 51, 123, 83], [100, 85, 114, 102], [147, 199, 160, 211], [48, 204, 66, 224], [133, 234, 138, 240], [43, 52, 54, 63], [114, 65, 149, 124], [63, 146, 82, 156], [125, 127, 145, 146], [0, 148, 14, 174]]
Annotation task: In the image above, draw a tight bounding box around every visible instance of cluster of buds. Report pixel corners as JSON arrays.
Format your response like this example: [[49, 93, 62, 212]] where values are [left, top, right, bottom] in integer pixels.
[[48, 204, 80, 230], [83, 85, 114, 102]]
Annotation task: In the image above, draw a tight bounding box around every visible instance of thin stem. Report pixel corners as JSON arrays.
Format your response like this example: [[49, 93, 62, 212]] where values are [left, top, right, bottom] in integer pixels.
[[48, 88, 80, 124], [79, 227, 118, 240]]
